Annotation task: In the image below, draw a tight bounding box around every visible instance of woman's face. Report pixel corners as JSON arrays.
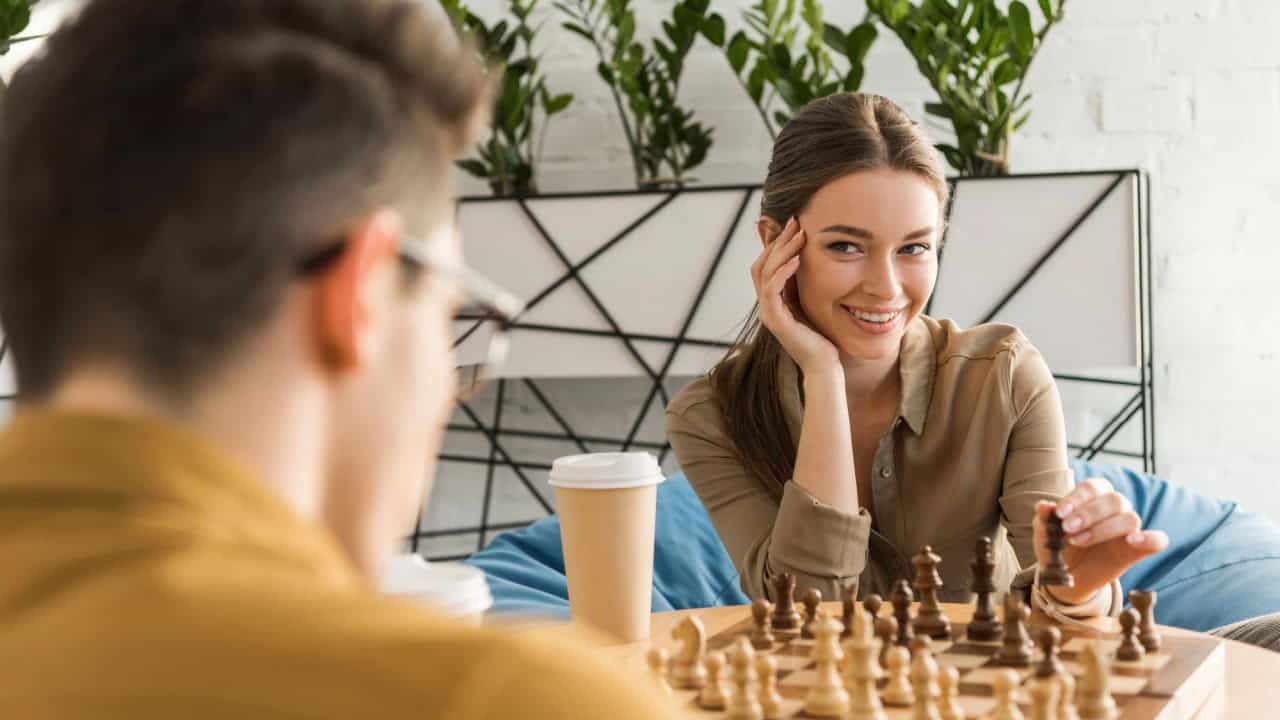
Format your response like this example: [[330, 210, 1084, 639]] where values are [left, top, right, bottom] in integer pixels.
[[795, 168, 941, 361]]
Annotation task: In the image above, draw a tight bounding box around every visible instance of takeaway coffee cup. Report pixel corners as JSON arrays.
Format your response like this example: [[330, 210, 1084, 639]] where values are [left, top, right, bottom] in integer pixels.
[[550, 452, 664, 643], [381, 554, 493, 625]]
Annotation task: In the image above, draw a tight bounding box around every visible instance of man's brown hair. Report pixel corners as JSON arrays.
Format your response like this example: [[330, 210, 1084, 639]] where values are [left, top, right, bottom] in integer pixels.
[[0, 0, 489, 401]]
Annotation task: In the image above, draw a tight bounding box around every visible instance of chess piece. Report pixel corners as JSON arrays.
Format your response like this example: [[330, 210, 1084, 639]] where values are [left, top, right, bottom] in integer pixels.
[[876, 615, 898, 668], [801, 587, 823, 639], [751, 598, 775, 650], [842, 584, 858, 639], [912, 545, 952, 639], [671, 615, 708, 688], [726, 637, 763, 720], [1041, 511, 1075, 588], [891, 579, 915, 648], [1058, 668, 1081, 720], [881, 645, 914, 707], [1130, 589, 1162, 652], [995, 593, 1033, 667], [771, 574, 802, 630], [756, 654, 784, 720], [1116, 608, 1145, 661], [863, 593, 883, 624], [698, 651, 730, 709], [1077, 640, 1118, 720], [646, 648, 673, 700], [843, 607, 886, 720], [967, 536, 1003, 642], [991, 669, 1026, 720], [804, 611, 850, 718], [1028, 673, 1061, 720], [937, 665, 964, 720], [1034, 627, 1065, 680], [909, 636, 941, 720]]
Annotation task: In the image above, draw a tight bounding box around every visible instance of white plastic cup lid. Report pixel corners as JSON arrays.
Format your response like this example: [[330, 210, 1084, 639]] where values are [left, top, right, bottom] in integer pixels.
[[380, 555, 493, 615], [548, 452, 666, 490]]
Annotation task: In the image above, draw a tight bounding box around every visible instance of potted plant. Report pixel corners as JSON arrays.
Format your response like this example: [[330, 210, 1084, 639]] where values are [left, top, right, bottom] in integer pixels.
[[442, 0, 574, 196]]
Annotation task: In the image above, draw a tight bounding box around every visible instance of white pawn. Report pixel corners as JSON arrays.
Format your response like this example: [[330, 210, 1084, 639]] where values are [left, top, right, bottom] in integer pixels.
[[1058, 670, 1081, 720], [804, 612, 850, 718], [646, 648, 673, 700], [882, 645, 914, 707], [698, 651, 729, 710], [910, 637, 941, 720], [726, 637, 763, 720], [1078, 640, 1118, 720], [756, 654, 783, 720], [844, 604, 886, 720], [1028, 674, 1060, 720], [937, 665, 964, 720], [991, 669, 1025, 720]]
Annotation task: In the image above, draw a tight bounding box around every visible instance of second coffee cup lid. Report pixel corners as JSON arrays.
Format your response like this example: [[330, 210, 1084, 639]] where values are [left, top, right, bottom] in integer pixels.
[[548, 452, 665, 490]]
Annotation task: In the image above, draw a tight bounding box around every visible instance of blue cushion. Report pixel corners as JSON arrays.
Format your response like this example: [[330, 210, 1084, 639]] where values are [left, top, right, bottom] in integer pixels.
[[463, 473, 748, 618], [1070, 459, 1280, 631]]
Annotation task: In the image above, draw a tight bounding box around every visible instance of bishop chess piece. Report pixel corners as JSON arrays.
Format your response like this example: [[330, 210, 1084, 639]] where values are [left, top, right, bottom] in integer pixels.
[[803, 612, 850, 718], [882, 645, 914, 707], [671, 615, 708, 688], [991, 669, 1026, 720], [937, 666, 964, 720], [1040, 511, 1075, 588], [726, 637, 763, 720], [912, 546, 951, 639], [751, 598, 775, 650], [756, 654, 784, 720], [967, 536, 1003, 642], [698, 651, 730, 709], [876, 615, 898, 668], [891, 579, 915, 648], [1028, 673, 1061, 720], [1129, 590, 1162, 652], [1078, 640, 1118, 720], [995, 593, 1033, 667], [842, 584, 858, 639], [843, 600, 886, 720], [646, 648, 673, 700], [801, 587, 823, 639], [771, 574, 802, 630], [909, 636, 941, 720], [1116, 608, 1146, 662], [1033, 627, 1065, 680]]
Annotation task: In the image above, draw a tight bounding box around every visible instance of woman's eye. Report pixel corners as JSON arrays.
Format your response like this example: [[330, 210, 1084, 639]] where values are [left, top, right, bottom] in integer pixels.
[[900, 243, 932, 256], [828, 242, 863, 255]]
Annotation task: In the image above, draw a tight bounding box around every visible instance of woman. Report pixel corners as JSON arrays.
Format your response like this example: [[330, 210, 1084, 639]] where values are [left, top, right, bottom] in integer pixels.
[[666, 93, 1168, 618]]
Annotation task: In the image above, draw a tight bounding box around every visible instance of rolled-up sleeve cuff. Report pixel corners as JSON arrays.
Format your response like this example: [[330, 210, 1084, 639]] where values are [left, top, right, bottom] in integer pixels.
[[772, 481, 872, 579]]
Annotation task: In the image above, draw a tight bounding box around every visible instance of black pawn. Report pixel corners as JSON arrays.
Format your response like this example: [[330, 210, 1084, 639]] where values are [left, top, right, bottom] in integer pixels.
[[863, 593, 883, 625], [1130, 590, 1162, 652], [967, 537, 1003, 642], [751, 598, 775, 650], [771, 574, 801, 630], [891, 579, 914, 648], [841, 585, 857, 639], [800, 587, 822, 639], [876, 616, 898, 668], [1117, 608, 1146, 662], [1041, 512, 1075, 587]]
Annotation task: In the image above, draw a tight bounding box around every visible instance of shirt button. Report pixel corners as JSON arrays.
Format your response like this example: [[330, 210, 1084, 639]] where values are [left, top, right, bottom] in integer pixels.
[[879, 467, 893, 479]]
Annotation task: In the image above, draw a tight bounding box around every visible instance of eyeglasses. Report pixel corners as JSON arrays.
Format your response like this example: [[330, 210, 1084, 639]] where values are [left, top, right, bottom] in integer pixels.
[[298, 238, 524, 403]]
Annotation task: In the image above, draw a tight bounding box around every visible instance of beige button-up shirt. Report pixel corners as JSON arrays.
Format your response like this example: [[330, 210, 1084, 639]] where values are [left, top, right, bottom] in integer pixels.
[[666, 315, 1072, 604]]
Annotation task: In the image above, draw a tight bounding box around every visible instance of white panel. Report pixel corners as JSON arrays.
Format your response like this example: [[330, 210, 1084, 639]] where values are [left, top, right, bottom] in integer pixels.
[[459, 200, 564, 302], [931, 173, 1140, 371], [580, 191, 747, 338], [519, 281, 611, 331], [452, 319, 496, 367], [0, 343, 14, 395], [499, 328, 642, 378], [523, 194, 669, 266], [669, 343, 730, 377], [634, 340, 675, 375], [687, 189, 762, 344]]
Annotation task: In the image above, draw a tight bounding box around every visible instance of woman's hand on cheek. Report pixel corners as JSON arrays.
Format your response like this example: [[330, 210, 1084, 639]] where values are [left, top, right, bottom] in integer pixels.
[[751, 217, 841, 378]]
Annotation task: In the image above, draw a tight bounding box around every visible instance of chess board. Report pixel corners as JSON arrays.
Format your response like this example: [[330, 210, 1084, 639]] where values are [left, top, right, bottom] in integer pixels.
[[670, 618, 1225, 720]]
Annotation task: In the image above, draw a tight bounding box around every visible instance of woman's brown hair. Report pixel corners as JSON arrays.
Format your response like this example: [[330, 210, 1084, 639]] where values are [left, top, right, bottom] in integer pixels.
[[709, 92, 949, 495]]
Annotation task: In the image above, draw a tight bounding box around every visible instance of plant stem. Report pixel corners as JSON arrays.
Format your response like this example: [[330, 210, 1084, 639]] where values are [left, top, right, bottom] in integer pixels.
[[574, 0, 644, 185]]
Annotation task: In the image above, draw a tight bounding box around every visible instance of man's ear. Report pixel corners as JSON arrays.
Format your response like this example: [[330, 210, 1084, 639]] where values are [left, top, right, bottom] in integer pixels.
[[311, 209, 402, 373], [757, 216, 782, 248]]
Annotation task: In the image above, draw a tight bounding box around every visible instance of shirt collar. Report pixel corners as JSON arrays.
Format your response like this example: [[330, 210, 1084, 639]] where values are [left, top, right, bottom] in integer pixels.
[[778, 316, 936, 438]]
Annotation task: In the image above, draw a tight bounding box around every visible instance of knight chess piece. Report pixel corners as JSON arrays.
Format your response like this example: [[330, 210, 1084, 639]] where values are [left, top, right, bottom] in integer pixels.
[[756, 654, 783, 720], [1040, 511, 1075, 588], [671, 615, 708, 688], [912, 545, 951, 640], [726, 637, 763, 720], [698, 651, 730, 710], [967, 536, 1003, 642], [801, 587, 823, 639], [1129, 590, 1162, 652], [891, 579, 915, 648], [771, 574, 802, 631], [995, 593, 1033, 667], [751, 598, 775, 650], [1116, 608, 1146, 662]]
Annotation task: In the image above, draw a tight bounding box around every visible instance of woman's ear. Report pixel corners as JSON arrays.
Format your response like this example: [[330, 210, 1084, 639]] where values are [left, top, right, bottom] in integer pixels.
[[756, 216, 782, 248]]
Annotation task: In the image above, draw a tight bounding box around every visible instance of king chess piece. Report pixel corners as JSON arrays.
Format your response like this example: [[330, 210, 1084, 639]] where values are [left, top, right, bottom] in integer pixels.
[[771, 574, 802, 631], [912, 545, 952, 640], [967, 536, 1003, 642], [1040, 511, 1075, 588]]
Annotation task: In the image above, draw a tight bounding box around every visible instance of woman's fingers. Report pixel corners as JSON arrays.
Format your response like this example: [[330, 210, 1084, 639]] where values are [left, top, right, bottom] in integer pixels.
[[1066, 510, 1140, 547], [1060, 488, 1131, 535], [759, 228, 805, 289], [1053, 476, 1112, 520]]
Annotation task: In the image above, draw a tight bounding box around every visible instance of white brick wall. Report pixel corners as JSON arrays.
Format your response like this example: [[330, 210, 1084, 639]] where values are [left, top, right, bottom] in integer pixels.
[[455, 0, 1280, 522]]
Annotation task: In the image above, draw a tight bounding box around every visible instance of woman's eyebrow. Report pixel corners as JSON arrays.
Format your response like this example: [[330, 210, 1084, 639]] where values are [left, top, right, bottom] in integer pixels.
[[818, 224, 935, 240]]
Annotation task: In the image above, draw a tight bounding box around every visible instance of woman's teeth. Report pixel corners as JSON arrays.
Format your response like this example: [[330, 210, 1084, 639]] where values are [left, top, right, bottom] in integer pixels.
[[851, 309, 899, 324]]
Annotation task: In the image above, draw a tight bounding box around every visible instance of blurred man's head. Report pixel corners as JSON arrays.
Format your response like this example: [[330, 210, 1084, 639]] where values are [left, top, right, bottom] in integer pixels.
[[0, 0, 490, 575]]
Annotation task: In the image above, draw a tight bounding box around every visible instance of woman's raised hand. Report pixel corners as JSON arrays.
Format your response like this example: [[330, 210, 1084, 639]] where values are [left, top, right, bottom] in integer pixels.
[[750, 217, 840, 377]]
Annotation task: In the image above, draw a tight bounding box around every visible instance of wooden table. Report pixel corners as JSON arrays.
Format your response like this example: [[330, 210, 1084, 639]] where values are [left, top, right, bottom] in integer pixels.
[[586, 602, 1280, 718]]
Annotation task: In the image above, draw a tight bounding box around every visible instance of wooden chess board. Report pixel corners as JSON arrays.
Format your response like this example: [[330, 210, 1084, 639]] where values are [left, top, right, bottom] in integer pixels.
[[670, 617, 1224, 720]]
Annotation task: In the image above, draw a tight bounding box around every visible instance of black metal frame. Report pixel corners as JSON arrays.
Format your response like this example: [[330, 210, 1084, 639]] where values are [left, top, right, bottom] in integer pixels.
[[418, 170, 1156, 559]]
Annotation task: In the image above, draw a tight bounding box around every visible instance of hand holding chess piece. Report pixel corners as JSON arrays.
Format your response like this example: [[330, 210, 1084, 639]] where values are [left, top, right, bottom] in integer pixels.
[[1032, 477, 1169, 605]]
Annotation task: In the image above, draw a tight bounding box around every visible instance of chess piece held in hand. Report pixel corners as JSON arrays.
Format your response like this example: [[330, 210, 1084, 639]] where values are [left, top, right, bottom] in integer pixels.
[[912, 545, 951, 640], [1041, 510, 1075, 588], [967, 536, 1003, 642], [771, 574, 802, 631]]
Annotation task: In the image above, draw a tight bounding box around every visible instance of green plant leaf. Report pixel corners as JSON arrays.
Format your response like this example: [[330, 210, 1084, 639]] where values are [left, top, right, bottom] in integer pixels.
[[926, 0, 955, 20], [702, 13, 726, 46], [769, 42, 791, 74], [747, 61, 768, 102], [842, 65, 863, 91], [561, 21, 594, 43], [935, 143, 968, 173], [991, 58, 1020, 86], [617, 12, 636, 49], [727, 31, 750, 73], [544, 92, 574, 114], [1038, 0, 1057, 19], [1008, 1, 1033, 60], [774, 109, 791, 128], [845, 22, 878, 65], [597, 61, 616, 85], [822, 23, 844, 52], [456, 158, 490, 178], [924, 102, 951, 118]]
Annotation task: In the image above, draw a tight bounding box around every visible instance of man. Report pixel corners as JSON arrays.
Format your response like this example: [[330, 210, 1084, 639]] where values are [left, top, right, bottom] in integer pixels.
[[0, 0, 674, 716]]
